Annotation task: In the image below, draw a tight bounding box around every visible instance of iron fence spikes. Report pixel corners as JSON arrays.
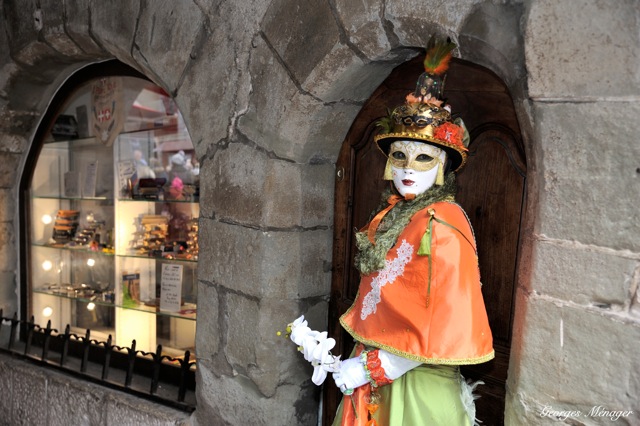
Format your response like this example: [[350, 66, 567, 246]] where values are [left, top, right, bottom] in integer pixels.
[[24, 316, 36, 356], [41, 320, 53, 361], [150, 345, 163, 395], [80, 329, 91, 373], [60, 324, 71, 366], [101, 335, 113, 381], [125, 340, 137, 388], [0, 313, 194, 410], [8, 313, 18, 351], [178, 351, 191, 402]]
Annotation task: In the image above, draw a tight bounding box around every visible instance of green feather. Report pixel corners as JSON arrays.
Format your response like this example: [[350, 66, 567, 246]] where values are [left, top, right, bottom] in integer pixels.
[[374, 108, 394, 134], [423, 36, 456, 74]]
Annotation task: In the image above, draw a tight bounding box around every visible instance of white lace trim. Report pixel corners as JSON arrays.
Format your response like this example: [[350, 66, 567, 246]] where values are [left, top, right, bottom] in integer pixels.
[[360, 240, 413, 320]]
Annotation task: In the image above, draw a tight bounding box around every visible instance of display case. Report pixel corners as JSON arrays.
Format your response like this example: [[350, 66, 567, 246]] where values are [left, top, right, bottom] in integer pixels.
[[28, 77, 199, 358]]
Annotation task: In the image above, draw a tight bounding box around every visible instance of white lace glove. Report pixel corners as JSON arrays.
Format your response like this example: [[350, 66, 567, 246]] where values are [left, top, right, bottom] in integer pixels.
[[332, 356, 367, 393], [332, 349, 422, 394]]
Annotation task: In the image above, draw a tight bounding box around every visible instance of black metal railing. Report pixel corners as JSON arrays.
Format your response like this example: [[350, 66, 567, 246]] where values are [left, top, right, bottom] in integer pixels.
[[0, 310, 196, 412]]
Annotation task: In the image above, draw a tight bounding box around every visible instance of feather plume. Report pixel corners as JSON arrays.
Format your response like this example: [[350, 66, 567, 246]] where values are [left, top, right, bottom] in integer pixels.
[[375, 108, 395, 134], [423, 37, 456, 76]]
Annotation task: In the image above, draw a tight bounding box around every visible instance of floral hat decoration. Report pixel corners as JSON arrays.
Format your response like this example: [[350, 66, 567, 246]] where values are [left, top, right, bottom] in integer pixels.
[[374, 37, 470, 180]]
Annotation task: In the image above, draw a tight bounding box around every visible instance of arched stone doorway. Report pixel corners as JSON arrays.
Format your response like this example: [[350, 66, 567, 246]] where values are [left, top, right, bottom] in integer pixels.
[[326, 54, 526, 425]]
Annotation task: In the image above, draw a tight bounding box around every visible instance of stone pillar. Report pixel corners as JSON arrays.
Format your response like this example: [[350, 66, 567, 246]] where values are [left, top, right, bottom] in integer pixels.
[[506, 1, 640, 424]]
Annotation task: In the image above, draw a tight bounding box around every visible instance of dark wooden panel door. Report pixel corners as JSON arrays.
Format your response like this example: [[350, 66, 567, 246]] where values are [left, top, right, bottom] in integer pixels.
[[324, 56, 526, 426]]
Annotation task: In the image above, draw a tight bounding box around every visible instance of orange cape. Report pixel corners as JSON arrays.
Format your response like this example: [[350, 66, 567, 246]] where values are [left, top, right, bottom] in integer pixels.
[[340, 201, 494, 364]]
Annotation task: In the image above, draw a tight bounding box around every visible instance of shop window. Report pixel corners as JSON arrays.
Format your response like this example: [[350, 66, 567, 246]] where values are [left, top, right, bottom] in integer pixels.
[[18, 62, 198, 407]]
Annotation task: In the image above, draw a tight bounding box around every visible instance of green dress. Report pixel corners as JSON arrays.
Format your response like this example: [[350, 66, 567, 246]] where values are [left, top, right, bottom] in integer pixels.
[[332, 364, 473, 426]]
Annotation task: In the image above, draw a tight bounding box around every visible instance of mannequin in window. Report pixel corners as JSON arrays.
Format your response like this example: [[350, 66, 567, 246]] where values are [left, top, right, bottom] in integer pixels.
[[331, 40, 494, 426]]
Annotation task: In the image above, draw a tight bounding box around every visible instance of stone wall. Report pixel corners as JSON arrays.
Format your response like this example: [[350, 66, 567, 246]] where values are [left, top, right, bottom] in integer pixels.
[[0, 0, 638, 425], [0, 353, 190, 425], [505, 1, 640, 424]]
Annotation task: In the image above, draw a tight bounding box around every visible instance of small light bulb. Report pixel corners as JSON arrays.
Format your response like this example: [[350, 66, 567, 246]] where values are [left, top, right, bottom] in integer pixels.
[[87, 302, 96, 311], [41, 214, 52, 224], [86, 258, 95, 267], [42, 306, 53, 317], [42, 260, 53, 271]]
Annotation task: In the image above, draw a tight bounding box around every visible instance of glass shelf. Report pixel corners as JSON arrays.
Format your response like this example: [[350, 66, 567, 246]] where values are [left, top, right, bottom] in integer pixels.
[[118, 197, 199, 204], [117, 252, 198, 263], [33, 288, 197, 321], [32, 242, 115, 257], [32, 195, 112, 202]]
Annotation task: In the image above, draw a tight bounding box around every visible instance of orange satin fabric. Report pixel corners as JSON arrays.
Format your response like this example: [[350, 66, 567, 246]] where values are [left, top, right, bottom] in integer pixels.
[[340, 345, 372, 426], [341, 201, 494, 364]]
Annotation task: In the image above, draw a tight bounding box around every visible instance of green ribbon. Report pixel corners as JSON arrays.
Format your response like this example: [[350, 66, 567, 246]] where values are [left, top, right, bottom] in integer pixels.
[[416, 209, 476, 307]]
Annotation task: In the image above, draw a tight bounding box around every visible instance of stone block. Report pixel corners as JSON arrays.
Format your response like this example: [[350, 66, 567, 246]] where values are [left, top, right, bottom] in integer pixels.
[[262, 0, 340, 85], [247, 298, 325, 397], [458, 2, 526, 86], [0, 189, 15, 222], [0, 12, 10, 69], [195, 359, 319, 426], [0, 359, 12, 423], [0, 133, 28, 153], [0, 105, 37, 133], [0, 153, 20, 188], [198, 218, 332, 300], [535, 102, 640, 252], [90, 1, 140, 61], [2, 1, 59, 66], [133, 2, 205, 91], [385, 0, 477, 46], [0, 272, 17, 314], [201, 142, 334, 229], [238, 37, 360, 163], [301, 162, 336, 227], [11, 362, 47, 425], [526, 0, 640, 98], [48, 376, 105, 426], [515, 297, 640, 417], [531, 240, 636, 306], [63, 0, 107, 56], [0, 223, 16, 271], [38, 2, 87, 58], [301, 43, 394, 103], [222, 296, 328, 398], [225, 292, 260, 371], [334, 0, 390, 60], [0, 355, 190, 425], [105, 391, 191, 425], [194, 282, 220, 360], [175, 22, 240, 157]]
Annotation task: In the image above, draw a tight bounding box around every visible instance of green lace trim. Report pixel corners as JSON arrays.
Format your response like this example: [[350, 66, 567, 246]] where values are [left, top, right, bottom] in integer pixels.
[[354, 173, 457, 275]]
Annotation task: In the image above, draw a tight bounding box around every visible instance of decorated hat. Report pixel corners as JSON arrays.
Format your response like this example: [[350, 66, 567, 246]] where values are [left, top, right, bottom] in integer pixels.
[[374, 37, 470, 172]]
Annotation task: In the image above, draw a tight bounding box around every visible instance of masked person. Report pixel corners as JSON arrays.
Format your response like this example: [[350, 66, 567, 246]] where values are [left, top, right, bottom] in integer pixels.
[[332, 40, 494, 426]]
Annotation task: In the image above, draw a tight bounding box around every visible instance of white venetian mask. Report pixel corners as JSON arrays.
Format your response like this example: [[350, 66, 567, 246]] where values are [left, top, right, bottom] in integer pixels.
[[388, 141, 447, 197]]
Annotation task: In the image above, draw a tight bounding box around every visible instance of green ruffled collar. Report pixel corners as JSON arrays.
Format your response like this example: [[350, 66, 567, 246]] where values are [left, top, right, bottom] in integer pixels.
[[354, 173, 457, 275]]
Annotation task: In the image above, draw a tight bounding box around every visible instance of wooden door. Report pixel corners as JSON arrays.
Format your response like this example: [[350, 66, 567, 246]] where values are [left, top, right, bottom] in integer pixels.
[[324, 56, 526, 426]]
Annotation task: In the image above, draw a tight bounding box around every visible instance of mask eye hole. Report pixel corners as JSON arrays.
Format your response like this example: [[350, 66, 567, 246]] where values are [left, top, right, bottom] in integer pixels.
[[391, 151, 406, 160], [416, 154, 433, 162], [414, 117, 432, 127]]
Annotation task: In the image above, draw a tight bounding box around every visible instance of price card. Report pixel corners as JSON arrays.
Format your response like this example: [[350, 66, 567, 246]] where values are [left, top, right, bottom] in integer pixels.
[[64, 171, 80, 197], [160, 264, 183, 312], [83, 161, 98, 198]]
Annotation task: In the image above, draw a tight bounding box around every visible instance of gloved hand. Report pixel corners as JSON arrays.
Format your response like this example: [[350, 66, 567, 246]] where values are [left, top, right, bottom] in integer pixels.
[[332, 356, 367, 393]]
